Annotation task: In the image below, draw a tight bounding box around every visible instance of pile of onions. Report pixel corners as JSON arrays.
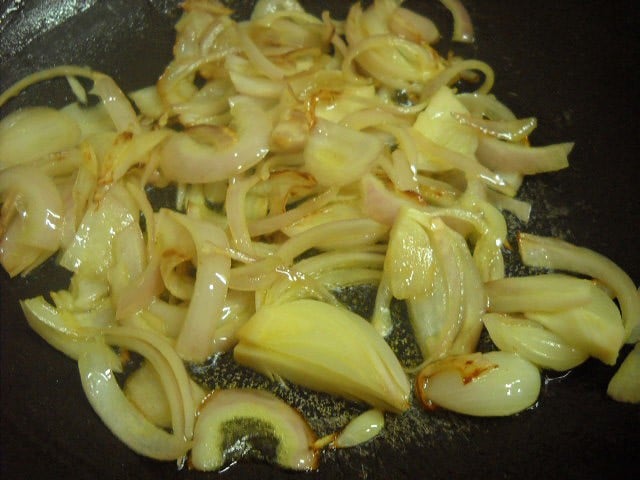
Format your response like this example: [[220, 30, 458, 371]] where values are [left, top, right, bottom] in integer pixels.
[[1, 0, 638, 473]]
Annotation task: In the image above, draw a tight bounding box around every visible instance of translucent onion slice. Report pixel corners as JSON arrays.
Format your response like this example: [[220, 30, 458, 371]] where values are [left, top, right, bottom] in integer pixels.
[[59, 183, 137, 274], [125, 361, 174, 429], [163, 210, 231, 362], [251, 0, 305, 20], [20, 296, 92, 360], [607, 343, 640, 404], [190, 388, 318, 471], [0, 165, 64, 252], [91, 73, 141, 134], [125, 361, 207, 429], [483, 313, 588, 371], [485, 273, 595, 313], [303, 118, 384, 187], [518, 233, 640, 343], [234, 299, 411, 412], [439, 0, 475, 43], [78, 341, 190, 460], [476, 136, 573, 174], [0, 107, 81, 170], [333, 408, 384, 448], [158, 96, 271, 184], [416, 351, 541, 416], [413, 86, 478, 157], [277, 218, 389, 265], [388, 7, 440, 45], [385, 208, 435, 300], [525, 285, 625, 365], [452, 111, 537, 142]]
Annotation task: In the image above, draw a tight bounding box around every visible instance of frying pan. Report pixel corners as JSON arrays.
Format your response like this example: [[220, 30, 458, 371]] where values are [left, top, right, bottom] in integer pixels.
[[1, 1, 639, 479]]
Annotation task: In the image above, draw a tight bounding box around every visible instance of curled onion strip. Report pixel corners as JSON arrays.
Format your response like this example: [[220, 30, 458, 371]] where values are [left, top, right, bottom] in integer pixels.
[[518, 233, 640, 343], [158, 96, 271, 184], [78, 341, 190, 460]]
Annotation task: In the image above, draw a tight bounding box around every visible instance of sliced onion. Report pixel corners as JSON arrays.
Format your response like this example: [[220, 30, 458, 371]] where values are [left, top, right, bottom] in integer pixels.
[[388, 7, 440, 45], [78, 341, 190, 460], [0, 165, 64, 251], [0, 107, 81, 170], [333, 408, 384, 448], [158, 96, 271, 184], [519, 233, 640, 343], [59, 183, 138, 274], [483, 313, 588, 371], [525, 285, 625, 365], [476, 136, 573, 174], [304, 118, 384, 187], [439, 0, 475, 43], [91, 73, 141, 134], [485, 274, 595, 313], [452, 111, 537, 142], [235, 299, 411, 412], [162, 210, 231, 362], [277, 218, 389, 264], [191, 388, 318, 471], [20, 296, 91, 360], [384, 208, 435, 300], [607, 343, 640, 404], [413, 86, 478, 158], [125, 361, 174, 429], [417, 351, 541, 416]]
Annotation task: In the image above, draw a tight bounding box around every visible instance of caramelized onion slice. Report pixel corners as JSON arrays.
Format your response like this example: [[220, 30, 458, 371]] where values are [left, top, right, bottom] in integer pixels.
[[416, 351, 540, 416], [190, 388, 318, 471]]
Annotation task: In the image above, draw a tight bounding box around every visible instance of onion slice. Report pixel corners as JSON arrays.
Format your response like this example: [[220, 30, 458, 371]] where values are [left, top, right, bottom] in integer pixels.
[[234, 299, 411, 412], [607, 343, 640, 404], [190, 388, 318, 471], [518, 233, 640, 343], [158, 96, 271, 184], [416, 351, 541, 416], [78, 341, 190, 460]]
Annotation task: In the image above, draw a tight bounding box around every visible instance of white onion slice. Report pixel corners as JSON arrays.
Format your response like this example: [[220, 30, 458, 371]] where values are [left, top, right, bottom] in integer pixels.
[[0, 165, 64, 252], [78, 341, 190, 460], [158, 96, 271, 184], [519, 233, 640, 343], [304, 118, 384, 187], [439, 0, 475, 43], [607, 343, 640, 404], [485, 274, 595, 313], [163, 210, 231, 362], [191, 388, 318, 471], [333, 408, 384, 448], [417, 351, 541, 416], [483, 313, 588, 371], [235, 299, 411, 412], [476, 136, 573, 174], [0, 107, 81, 170], [525, 285, 625, 366]]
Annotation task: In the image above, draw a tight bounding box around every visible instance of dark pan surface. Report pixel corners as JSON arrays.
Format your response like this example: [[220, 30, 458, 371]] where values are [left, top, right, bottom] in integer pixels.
[[1, 1, 639, 479]]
